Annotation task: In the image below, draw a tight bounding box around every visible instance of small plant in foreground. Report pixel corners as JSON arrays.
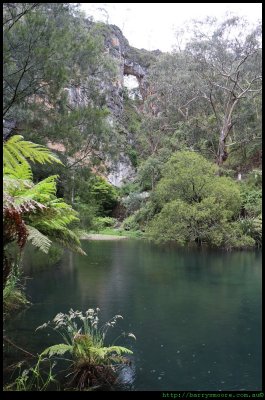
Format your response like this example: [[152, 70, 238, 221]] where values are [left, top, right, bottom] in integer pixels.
[[36, 308, 136, 390], [3, 265, 30, 318], [4, 357, 57, 391]]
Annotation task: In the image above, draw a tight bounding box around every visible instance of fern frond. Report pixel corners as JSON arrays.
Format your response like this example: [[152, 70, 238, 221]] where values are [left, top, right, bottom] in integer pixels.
[[3, 136, 85, 257], [20, 175, 58, 203], [4, 161, 33, 181], [3, 176, 31, 197], [26, 225, 52, 253], [3, 135, 63, 169], [101, 346, 133, 356], [40, 344, 73, 358], [89, 346, 133, 360], [47, 228, 86, 256]]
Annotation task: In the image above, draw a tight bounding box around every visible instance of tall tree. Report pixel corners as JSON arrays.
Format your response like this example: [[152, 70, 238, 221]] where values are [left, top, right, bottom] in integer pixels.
[[141, 17, 262, 169], [185, 17, 262, 165], [3, 3, 118, 166]]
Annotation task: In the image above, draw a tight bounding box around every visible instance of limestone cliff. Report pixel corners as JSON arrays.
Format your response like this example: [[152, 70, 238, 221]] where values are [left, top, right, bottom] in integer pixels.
[[103, 24, 161, 116], [67, 22, 161, 117], [66, 22, 162, 186]]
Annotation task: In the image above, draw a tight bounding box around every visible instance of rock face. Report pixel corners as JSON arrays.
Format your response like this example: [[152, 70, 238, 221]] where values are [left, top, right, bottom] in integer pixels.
[[107, 154, 136, 187], [65, 23, 159, 115], [65, 22, 161, 186], [102, 24, 161, 116], [97, 24, 161, 185]]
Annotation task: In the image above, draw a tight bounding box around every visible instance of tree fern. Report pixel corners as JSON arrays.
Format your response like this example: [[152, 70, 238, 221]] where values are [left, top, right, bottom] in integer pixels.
[[26, 226, 52, 254], [4, 161, 33, 181], [17, 175, 59, 203], [3, 135, 86, 278], [3, 135, 62, 169]]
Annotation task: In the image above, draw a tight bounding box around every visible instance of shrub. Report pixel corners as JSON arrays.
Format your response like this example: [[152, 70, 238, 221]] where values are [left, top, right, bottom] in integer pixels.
[[146, 151, 255, 249], [122, 215, 139, 231], [92, 217, 116, 232]]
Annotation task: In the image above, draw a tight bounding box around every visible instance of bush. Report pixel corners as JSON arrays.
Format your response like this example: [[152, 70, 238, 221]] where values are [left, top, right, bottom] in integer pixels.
[[240, 186, 262, 218], [90, 177, 118, 216], [245, 169, 262, 188], [146, 151, 256, 249], [121, 192, 144, 215], [122, 215, 140, 231], [239, 214, 262, 248], [118, 182, 140, 196], [91, 217, 116, 232], [74, 202, 99, 230]]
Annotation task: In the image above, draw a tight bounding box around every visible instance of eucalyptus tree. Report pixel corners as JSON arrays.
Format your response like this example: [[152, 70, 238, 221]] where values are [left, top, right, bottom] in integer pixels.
[[3, 3, 118, 164], [141, 17, 262, 169], [185, 17, 262, 165]]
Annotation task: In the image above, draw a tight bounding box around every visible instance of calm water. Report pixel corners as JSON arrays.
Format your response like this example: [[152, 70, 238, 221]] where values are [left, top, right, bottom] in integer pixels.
[[5, 240, 262, 391]]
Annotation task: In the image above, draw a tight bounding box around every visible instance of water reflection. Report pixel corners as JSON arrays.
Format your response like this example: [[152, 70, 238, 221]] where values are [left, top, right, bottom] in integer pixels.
[[7, 241, 262, 391]]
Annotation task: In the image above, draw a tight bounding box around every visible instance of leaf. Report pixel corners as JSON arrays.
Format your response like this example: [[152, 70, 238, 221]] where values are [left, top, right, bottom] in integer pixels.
[[40, 344, 73, 358], [99, 346, 133, 356], [26, 225, 52, 253], [3, 135, 63, 170]]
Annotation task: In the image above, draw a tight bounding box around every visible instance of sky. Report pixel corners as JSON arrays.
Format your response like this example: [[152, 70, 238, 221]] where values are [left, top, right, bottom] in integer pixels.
[[80, 3, 262, 52]]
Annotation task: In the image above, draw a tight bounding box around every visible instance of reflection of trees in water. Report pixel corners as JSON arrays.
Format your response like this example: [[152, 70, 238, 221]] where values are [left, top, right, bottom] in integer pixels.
[[4, 241, 262, 390], [75, 242, 135, 313]]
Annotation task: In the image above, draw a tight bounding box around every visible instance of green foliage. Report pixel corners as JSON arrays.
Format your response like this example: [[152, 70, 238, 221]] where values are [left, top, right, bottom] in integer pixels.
[[245, 169, 262, 189], [131, 201, 158, 231], [146, 151, 254, 249], [154, 151, 218, 205], [122, 215, 140, 231], [240, 186, 262, 218], [27, 226, 52, 254], [3, 265, 29, 317], [41, 344, 73, 358], [121, 192, 145, 215], [91, 217, 116, 232], [252, 214, 262, 247], [73, 172, 118, 222], [3, 135, 85, 285], [3, 3, 119, 187], [118, 182, 140, 196], [90, 177, 118, 215], [127, 148, 138, 168], [74, 202, 99, 231], [239, 214, 262, 248], [4, 356, 57, 391], [139, 18, 261, 168], [3, 3, 115, 116], [137, 154, 166, 190], [3, 135, 62, 171], [126, 46, 159, 68]]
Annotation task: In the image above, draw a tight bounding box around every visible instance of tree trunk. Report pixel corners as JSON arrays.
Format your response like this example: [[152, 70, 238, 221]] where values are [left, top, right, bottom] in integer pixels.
[[217, 129, 229, 165], [217, 117, 234, 165]]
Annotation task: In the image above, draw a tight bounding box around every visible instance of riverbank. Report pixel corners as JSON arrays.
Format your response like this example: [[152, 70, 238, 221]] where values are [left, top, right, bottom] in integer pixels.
[[81, 228, 144, 240], [81, 233, 128, 240]]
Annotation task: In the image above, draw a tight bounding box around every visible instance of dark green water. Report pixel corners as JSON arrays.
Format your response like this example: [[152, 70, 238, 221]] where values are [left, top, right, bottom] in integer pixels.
[[5, 240, 262, 390]]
